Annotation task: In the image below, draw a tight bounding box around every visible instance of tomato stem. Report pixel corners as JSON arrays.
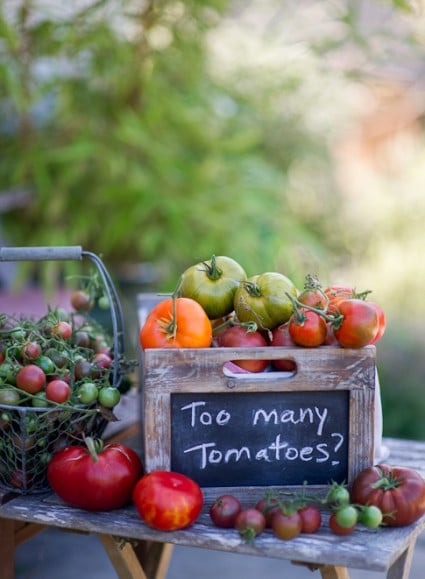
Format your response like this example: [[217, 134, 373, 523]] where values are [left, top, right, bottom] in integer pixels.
[[84, 435, 103, 463], [200, 255, 223, 281], [371, 469, 401, 491], [285, 292, 343, 328]]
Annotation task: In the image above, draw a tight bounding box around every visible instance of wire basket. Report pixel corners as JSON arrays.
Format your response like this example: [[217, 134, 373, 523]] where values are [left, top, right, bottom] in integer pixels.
[[0, 246, 126, 494]]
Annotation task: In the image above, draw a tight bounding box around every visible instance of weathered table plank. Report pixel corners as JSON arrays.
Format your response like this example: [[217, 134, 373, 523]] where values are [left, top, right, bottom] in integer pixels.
[[0, 437, 424, 577]]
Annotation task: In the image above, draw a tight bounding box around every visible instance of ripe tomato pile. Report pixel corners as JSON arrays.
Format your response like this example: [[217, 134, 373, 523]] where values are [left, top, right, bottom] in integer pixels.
[[139, 256, 386, 365]]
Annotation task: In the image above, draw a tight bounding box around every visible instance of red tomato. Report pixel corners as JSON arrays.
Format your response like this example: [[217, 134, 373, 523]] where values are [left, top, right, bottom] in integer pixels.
[[324, 285, 354, 308], [268, 323, 297, 372], [255, 496, 281, 527], [140, 297, 212, 349], [333, 299, 379, 348], [271, 510, 302, 540], [289, 309, 327, 348], [209, 494, 242, 528], [45, 379, 72, 403], [329, 512, 356, 535], [235, 508, 266, 541], [133, 470, 203, 531], [16, 364, 46, 394], [298, 275, 328, 310], [70, 289, 94, 312], [52, 321, 73, 340], [298, 505, 322, 533], [47, 440, 143, 511], [368, 301, 386, 344], [350, 464, 425, 527], [218, 325, 269, 372], [21, 341, 42, 361]]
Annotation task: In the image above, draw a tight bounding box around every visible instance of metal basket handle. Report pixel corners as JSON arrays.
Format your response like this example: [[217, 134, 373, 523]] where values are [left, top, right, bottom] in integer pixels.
[[0, 245, 125, 388]]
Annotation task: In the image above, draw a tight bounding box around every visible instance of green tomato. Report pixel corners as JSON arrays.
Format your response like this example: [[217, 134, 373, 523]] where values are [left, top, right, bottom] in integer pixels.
[[97, 295, 110, 310], [98, 386, 120, 408], [234, 272, 298, 330], [179, 255, 247, 319], [335, 505, 359, 528], [0, 388, 21, 405], [326, 484, 350, 508], [0, 362, 17, 385], [32, 391, 49, 408], [35, 355, 56, 375], [77, 382, 99, 405], [360, 505, 383, 529]]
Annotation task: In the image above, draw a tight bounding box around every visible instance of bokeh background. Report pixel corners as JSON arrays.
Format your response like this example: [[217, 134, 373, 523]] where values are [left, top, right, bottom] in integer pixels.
[[1, 0, 425, 440]]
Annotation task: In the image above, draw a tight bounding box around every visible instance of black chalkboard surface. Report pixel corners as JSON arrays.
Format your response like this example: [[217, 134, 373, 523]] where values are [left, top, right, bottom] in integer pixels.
[[170, 391, 349, 487]]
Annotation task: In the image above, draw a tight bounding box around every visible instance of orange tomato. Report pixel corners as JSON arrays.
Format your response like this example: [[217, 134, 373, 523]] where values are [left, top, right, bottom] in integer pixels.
[[140, 297, 212, 349]]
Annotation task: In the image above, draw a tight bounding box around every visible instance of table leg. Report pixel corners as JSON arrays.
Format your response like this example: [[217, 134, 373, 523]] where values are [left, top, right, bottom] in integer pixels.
[[387, 538, 417, 579], [133, 540, 173, 579], [99, 535, 173, 579], [319, 565, 350, 579], [0, 518, 16, 579]]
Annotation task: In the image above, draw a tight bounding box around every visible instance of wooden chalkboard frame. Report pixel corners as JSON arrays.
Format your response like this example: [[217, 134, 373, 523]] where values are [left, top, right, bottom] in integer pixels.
[[140, 342, 376, 501]]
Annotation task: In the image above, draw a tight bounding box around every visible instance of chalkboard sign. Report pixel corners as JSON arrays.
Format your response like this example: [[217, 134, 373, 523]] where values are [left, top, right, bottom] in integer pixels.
[[140, 334, 376, 498], [170, 391, 349, 486]]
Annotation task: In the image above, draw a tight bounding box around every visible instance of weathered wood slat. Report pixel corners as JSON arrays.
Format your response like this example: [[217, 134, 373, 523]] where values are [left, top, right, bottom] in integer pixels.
[[1, 436, 424, 576]]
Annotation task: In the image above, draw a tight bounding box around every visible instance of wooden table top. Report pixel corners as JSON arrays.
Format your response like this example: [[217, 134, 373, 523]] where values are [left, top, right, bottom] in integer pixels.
[[1, 437, 424, 574]]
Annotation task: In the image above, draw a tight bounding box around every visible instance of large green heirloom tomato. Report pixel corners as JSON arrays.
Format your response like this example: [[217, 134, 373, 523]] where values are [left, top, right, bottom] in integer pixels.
[[234, 272, 298, 330], [178, 255, 247, 319]]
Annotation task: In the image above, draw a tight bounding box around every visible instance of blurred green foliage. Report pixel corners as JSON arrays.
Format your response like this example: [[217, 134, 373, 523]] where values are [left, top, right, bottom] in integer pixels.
[[1, 0, 424, 442], [0, 0, 358, 289]]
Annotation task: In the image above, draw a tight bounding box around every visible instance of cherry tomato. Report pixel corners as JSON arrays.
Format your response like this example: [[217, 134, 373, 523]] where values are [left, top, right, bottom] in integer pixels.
[[16, 364, 46, 394], [298, 505, 322, 534], [234, 272, 298, 330], [98, 386, 121, 408], [70, 290, 94, 312], [133, 470, 203, 531], [0, 389, 21, 405], [140, 297, 213, 349], [333, 299, 379, 348], [21, 341, 42, 361], [77, 382, 99, 405], [289, 309, 327, 348], [359, 505, 383, 529], [271, 510, 302, 540], [335, 505, 358, 528], [350, 464, 425, 527], [45, 379, 72, 403], [35, 355, 56, 375], [48, 439, 143, 511], [255, 496, 281, 527], [329, 512, 356, 535], [179, 255, 247, 319], [235, 508, 266, 541], [209, 494, 242, 528], [52, 321, 73, 340], [326, 484, 350, 508], [217, 325, 269, 372]]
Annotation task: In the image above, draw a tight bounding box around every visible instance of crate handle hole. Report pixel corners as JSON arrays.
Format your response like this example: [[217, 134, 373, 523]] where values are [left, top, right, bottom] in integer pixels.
[[222, 360, 297, 379]]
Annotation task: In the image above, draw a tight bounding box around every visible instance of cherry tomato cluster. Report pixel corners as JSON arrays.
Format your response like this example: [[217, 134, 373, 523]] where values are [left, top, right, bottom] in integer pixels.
[[209, 482, 384, 542], [0, 295, 120, 410], [140, 256, 386, 362]]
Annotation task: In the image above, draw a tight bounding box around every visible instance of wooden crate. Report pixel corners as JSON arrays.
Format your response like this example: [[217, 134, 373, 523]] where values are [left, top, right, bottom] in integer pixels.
[[140, 343, 376, 501]]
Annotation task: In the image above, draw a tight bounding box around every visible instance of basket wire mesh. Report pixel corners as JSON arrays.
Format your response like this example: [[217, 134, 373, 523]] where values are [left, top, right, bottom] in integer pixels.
[[0, 246, 126, 494]]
